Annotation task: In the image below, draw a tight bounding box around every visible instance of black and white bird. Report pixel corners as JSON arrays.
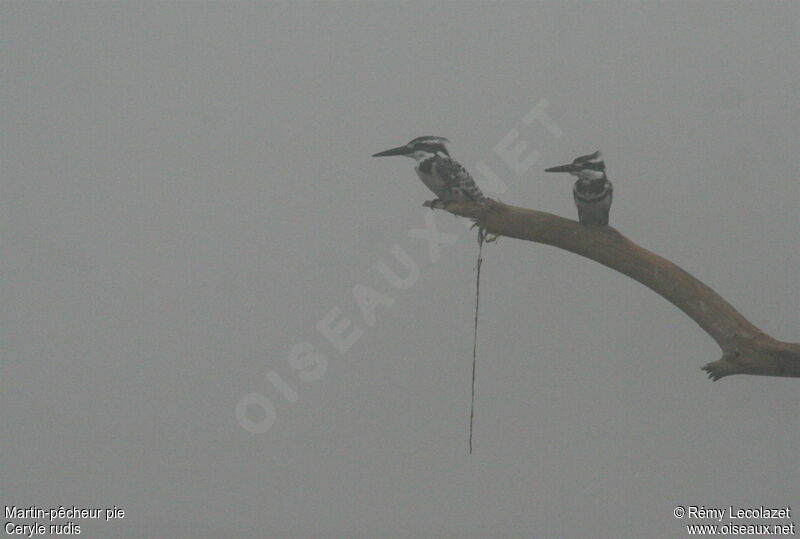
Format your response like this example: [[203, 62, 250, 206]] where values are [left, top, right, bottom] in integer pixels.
[[545, 151, 613, 226], [372, 136, 485, 205]]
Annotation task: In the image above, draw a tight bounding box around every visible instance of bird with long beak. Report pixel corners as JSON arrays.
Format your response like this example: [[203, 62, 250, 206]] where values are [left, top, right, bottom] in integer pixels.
[[545, 151, 613, 226], [372, 136, 485, 205], [375, 136, 491, 455]]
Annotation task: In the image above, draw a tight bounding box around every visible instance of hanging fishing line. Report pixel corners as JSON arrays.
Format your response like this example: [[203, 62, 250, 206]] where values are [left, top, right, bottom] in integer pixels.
[[468, 227, 485, 454], [468, 224, 498, 453]]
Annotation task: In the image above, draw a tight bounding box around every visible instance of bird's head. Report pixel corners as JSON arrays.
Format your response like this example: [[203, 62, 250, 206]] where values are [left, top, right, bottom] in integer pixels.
[[545, 151, 606, 179], [372, 136, 450, 162]]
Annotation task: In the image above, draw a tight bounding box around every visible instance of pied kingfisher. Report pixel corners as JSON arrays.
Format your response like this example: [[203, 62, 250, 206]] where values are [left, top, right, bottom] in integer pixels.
[[372, 136, 485, 204], [545, 151, 613, 226]]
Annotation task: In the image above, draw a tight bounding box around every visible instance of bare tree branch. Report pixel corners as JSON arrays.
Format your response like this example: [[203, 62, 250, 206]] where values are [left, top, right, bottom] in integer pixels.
[[426, 199, 800, 381]]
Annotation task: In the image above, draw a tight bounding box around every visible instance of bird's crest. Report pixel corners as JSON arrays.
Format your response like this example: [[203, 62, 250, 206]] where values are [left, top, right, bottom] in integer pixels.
[[574, 150, 603, 166], [407, 136, 450, 147]]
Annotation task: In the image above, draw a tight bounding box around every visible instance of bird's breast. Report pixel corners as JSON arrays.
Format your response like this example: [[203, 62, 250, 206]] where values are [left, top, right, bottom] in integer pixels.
[[573, 178, 612, 202], [415, 166, 448, 196]]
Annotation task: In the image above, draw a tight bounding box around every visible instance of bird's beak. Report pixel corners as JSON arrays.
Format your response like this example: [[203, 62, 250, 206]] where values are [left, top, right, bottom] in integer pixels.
[[372, 145, 410, 157], [544, 163, 580, 173]]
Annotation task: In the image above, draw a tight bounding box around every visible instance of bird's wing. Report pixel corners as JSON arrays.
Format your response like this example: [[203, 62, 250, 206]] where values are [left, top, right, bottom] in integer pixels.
[[434, 157, 484, 201]]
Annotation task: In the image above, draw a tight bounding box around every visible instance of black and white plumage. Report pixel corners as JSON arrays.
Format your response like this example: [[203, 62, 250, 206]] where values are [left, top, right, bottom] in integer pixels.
[[372, 136, 485, 204], [545, 151, 613, 226]]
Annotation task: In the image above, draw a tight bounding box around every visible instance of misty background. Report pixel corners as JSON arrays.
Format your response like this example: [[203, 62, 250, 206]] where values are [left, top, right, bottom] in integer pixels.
[[2, 2, 798, 537]]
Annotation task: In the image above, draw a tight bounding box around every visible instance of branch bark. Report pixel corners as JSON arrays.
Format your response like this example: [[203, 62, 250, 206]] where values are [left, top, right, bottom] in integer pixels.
[[427, 199, 800, 381]]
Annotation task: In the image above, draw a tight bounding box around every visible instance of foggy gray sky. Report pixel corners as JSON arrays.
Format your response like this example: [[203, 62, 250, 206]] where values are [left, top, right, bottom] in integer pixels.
[[2, 2, 798, 537]]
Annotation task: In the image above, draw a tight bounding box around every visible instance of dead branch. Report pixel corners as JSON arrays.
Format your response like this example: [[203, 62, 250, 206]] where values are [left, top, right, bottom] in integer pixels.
[[426, 199, 800, 381]]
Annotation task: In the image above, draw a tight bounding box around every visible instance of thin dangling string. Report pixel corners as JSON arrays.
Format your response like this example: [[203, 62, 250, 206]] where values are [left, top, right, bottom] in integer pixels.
[[469, 227, 485, 454]]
